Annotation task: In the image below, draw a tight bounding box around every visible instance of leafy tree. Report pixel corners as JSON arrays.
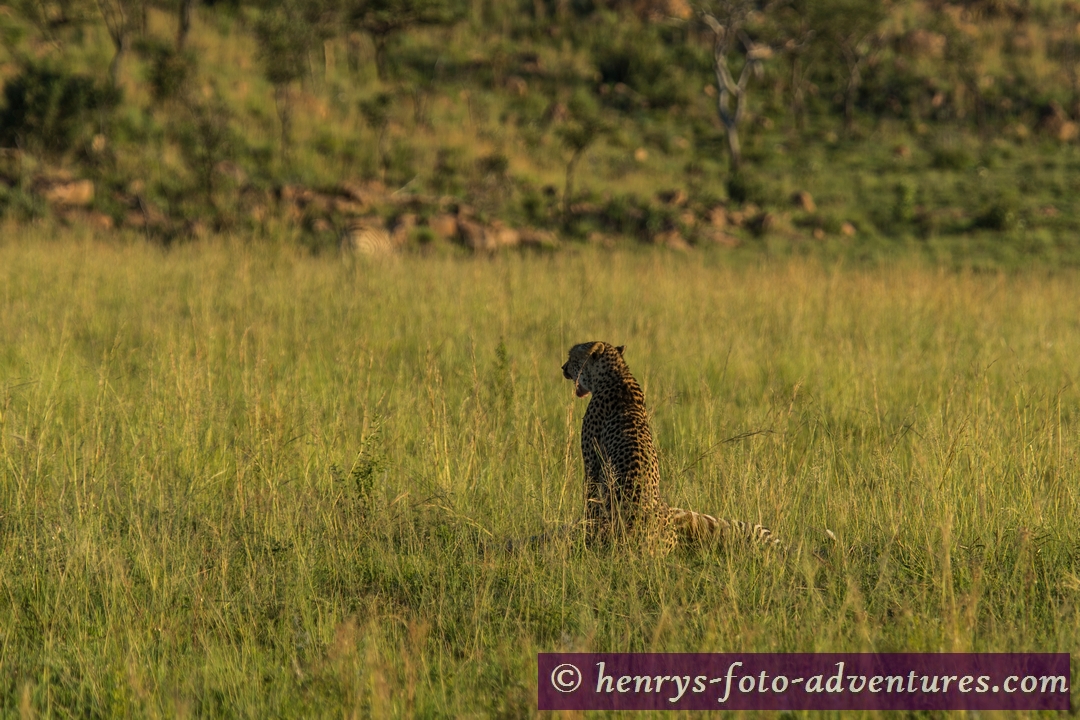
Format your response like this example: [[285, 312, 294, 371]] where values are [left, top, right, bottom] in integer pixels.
[[95, 0, 145, 87], [176, 93, 237, 209], [808, 0, 886, 134], [358, 91, 393, 179], [345, 0, 465, 80], [556, 92, 609, 223], [10, 0, 96, 42], [254, 2, 312, 160], [774, 0, 815, 131], [142, 37, 196, 104]]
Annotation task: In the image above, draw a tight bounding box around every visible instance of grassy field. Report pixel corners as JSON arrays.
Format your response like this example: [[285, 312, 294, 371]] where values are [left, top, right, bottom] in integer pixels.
[[1, 230, 1078, 717]]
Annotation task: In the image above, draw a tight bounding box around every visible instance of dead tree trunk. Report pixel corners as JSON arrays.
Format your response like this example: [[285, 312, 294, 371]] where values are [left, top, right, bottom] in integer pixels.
[[708, 23, 771, 173], [177, 0, 195, 51], [97, 0, 135, 89]]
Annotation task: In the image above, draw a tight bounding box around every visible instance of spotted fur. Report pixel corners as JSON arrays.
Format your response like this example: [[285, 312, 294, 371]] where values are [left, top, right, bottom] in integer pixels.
[[562, 341, 781, 555]]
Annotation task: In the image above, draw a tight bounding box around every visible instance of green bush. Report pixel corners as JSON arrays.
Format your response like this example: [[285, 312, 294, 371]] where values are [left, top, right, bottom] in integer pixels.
[[0, 181, 47, 220], [141, 39, 197, 104], [973, 195, 1020, 231], [727, 171, 773, 206], [892, 179, 917, 225], [0, 62, 120, 157], [591, 22, 690, 111]]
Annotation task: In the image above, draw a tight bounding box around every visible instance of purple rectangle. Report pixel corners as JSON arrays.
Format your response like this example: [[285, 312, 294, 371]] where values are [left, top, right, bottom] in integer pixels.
[[539, 653, 1071, 711]]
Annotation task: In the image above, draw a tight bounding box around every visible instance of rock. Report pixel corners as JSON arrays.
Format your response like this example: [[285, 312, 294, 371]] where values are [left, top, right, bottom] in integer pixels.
[[792, 191, 816, 213], [569, 202, 599, 216], [391, 213, 417, 247], [747, 212, 775, 236], [457, 218, 489, 251], [702, 227, 740, 248], [586, 231, 616, 248], [40, 168, 73, 183], [636, 0, 692, 21], [708, 206, 728, 229], [655, 229, 691, 251], [901, 29, 947, 59], [456, 219, 520, 252], [488, 221, 520, 249], [42, 179, 94, 207], [544, 102, 569, 123], [339, 180, 386, 205], [428, 213, 458, 240], [840, 222, 857, 237], [280, 184, 313, 204], [122, 198, 167, 230], [657, 189, 688, 206], [186, 219, 210, 239], [307, 193, 334, 214], [87, 211, 114, 231], [519, 228, 559, 249], [505, 75, 528, 96], [332, 197, 366, 215], [248, 204, 269, 224], [214, 161, 247, 186]]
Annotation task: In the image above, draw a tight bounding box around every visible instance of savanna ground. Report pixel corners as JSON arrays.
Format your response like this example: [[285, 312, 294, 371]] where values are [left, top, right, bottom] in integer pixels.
[[1, 229, 1078, 717]]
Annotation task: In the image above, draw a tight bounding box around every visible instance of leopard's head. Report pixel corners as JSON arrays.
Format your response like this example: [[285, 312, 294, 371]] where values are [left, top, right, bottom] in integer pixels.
[[562, 341, 625, 398]]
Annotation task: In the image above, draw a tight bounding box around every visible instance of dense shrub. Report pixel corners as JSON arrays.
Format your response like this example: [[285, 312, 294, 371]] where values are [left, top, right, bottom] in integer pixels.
[[0, 62, 120, 157], [590, 20, 692, 111], [140, 39, 197, 104]]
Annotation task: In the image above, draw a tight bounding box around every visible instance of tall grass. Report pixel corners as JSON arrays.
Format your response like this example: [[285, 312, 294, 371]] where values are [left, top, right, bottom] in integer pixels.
[[0, 231, 1077, 716]]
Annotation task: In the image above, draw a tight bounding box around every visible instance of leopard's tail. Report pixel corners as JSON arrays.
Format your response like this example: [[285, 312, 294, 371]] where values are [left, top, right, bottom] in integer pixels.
[[669, 508, 783, 549]]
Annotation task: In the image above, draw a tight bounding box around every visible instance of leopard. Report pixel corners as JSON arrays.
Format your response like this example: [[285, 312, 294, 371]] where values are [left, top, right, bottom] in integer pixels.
[[561, 340, 781, 556]]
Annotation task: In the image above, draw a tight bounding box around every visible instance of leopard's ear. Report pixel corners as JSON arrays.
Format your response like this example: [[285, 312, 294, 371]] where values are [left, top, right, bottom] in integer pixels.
[[615, 345, 625, 356]]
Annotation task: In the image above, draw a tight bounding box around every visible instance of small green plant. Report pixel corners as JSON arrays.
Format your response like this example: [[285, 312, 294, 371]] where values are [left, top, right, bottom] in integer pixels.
[[892, 179, 917, 225]]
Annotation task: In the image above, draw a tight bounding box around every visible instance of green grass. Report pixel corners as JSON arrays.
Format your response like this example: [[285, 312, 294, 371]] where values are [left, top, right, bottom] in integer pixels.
[[1, 230, 1078, 717]]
